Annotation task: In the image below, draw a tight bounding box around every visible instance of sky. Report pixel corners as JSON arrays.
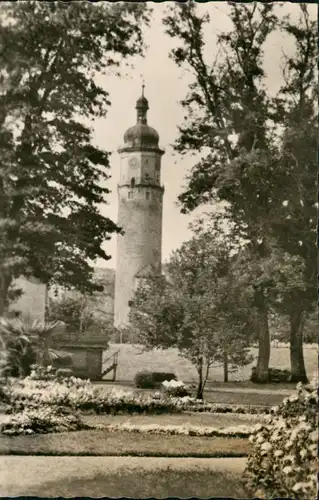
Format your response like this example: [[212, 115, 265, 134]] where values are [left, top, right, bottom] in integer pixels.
[[92, 2, 316, 270]]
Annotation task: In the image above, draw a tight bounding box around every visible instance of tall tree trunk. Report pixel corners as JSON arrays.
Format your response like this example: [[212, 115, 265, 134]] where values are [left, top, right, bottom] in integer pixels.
[[223, 351, 229, 383], [289, 308, 308, 383], [196, 356, 204, 400], [41, 335, 52, 367], [0, 273, 12, 317], [255, 289, 270, 383]]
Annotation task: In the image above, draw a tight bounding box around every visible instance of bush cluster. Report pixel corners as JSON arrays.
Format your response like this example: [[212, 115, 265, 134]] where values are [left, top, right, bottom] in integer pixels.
[[3, 376, 271, 418], [29, 364, 57, 381], [244, 378, 318, 499], [4, 377, 181, 415], [134, 371, 176, 389], [162, 379, 191, 397], [250, 366, 291, 384], [1, 405, 87, 435]]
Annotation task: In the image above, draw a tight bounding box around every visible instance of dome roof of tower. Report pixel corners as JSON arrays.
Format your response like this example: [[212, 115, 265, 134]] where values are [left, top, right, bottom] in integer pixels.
[[121, 86, 160, 150], [123, 123, 159, 148]]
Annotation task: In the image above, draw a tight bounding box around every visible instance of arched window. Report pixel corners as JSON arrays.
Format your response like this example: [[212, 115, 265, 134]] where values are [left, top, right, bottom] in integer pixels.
[[131, 177, 135, 188]]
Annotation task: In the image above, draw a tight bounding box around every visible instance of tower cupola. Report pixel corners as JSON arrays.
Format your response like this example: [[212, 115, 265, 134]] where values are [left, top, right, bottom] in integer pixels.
[[123, 85, 160, 150]]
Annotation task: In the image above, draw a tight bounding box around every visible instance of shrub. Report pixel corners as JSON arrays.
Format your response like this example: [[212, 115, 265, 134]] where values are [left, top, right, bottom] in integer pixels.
[[134, 370, 155, 388], [250, 366, 291, 384], [244, 378, 318, 499], [151, 372, 177, 384], [56, 368, 73, 379], [29, 364, 57, 381], [0, 405, 87, 435], [0, 318, 37, 377], [134, 371, 177, 389], [162, 379, 191, 397]]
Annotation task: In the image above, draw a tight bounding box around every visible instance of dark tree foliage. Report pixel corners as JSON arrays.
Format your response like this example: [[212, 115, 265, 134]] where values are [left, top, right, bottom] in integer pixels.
[[0, 2, 151, 314], [163, 3, 316, 382]]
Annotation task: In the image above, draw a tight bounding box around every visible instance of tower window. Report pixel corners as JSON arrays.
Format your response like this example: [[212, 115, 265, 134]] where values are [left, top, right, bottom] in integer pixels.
[[128, 191, 133, 199], [146, 192, 150, 200], [131, 177, 135, 188]]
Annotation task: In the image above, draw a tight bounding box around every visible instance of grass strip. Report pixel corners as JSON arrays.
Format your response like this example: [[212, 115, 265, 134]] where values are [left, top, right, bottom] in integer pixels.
[[0, 429, 251, 457], [1, 465, 249, 498]]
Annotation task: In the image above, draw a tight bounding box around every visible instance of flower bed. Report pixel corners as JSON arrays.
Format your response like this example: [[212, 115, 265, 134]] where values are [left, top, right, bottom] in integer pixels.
[[3, 377, 271, 416], [89, 422, 253, 438], [244, 378, 318, 499], [1, 405, 88, 435]]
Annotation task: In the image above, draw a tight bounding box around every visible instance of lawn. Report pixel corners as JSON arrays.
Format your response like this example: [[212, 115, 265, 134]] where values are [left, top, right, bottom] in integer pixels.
[[94, 386, 288, 407], [103, 344, 317, 383], [0, 456, 249, 498], [0, 429, 251, 457], [20, 467, 248, 498]]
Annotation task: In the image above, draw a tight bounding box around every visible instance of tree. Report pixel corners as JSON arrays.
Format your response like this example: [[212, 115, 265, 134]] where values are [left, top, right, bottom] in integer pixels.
[[47, 294, 113, 339], [163, 2, 282, 381], [269, 5, 317, 382], [0, 2, 151, 314], [163, 3, 315, 382], [130, 225, 256, 397]]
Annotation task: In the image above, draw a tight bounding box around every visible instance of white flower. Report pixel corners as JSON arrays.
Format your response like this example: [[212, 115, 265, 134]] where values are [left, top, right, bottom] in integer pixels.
[[261, 442, 272, 452], [274, 450, 283, 457], [283, 454, 295, 463], [309, 430, 318, 442], [292, 482, 312, 492], [282, 466, 293, 474]]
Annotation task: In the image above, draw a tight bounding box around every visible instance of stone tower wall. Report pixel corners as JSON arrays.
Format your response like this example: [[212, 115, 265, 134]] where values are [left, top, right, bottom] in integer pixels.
[[114, 184, 163, 326]]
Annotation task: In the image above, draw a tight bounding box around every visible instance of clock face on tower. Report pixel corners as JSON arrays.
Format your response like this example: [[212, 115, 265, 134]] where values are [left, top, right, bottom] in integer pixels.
[[129, 157, 139, 169]]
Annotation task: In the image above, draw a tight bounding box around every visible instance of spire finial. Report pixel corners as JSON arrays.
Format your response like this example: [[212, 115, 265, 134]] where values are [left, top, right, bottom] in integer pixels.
[[136, 77, 148, 124], [141, 75, 145, 97]]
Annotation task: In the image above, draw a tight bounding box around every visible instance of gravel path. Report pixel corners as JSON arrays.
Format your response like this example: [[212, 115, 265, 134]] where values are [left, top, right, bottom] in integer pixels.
[[0, 456, 247, 497]]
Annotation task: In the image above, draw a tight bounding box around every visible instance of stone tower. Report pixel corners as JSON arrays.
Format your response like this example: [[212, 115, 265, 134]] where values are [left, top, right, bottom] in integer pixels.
[[114, 87, 164, 327]]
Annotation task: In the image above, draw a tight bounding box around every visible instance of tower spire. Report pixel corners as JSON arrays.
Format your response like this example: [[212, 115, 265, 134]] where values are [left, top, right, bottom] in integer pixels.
[[136, 78, 149, 124]]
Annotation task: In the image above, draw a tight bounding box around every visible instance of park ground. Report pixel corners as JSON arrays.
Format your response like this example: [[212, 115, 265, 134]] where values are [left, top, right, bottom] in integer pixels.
[[0, 345, 316, 497], [103, 343, 317, 383], [0, 456, 247, 497]]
